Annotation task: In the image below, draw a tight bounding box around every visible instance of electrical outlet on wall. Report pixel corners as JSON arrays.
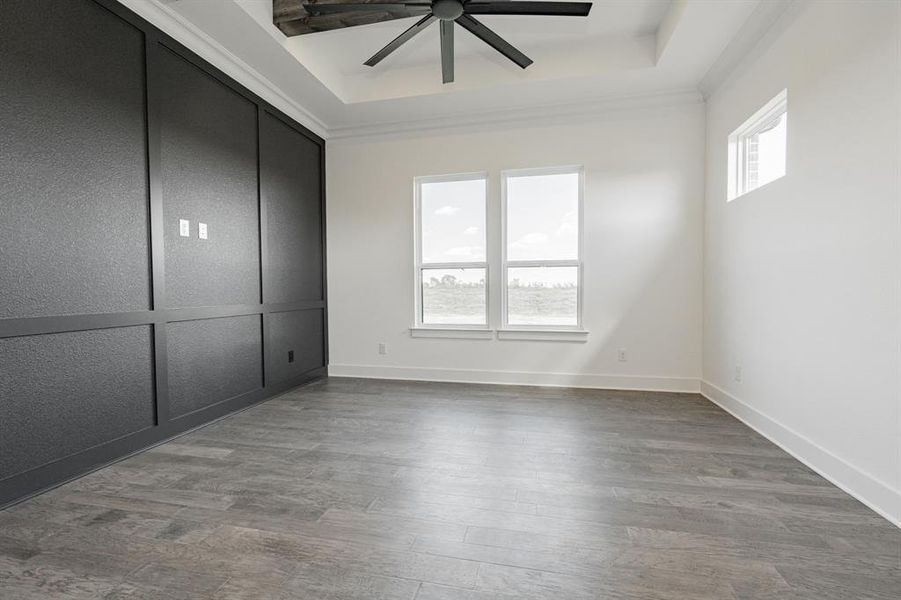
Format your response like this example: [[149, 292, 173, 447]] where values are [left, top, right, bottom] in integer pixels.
[[617, 348, 627, 362], [198, 222, 208, 240], [378, 342, 388, 355], [179, 219, 190, 237], [734, 366, 742, 383], [288, 350, 294, 363]]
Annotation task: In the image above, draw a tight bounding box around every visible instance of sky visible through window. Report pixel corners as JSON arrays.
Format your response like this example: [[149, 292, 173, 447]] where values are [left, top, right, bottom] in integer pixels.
[[507, 172, 579, 287], [420, 178, 486, 264]]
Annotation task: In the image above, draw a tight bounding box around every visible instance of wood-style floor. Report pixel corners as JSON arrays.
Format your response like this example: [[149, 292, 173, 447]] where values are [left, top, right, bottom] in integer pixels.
[[1, 378, 898, 599]]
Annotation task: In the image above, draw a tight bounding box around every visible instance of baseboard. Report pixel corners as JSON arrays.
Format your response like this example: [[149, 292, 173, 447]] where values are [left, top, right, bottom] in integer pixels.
[[327, 364, 700, 393], [700, 380, 901, 528]]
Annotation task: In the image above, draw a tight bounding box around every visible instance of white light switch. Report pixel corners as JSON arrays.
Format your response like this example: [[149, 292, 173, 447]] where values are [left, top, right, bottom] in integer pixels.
[[199, 223, 208, 240], [179, 219, 190, 237]]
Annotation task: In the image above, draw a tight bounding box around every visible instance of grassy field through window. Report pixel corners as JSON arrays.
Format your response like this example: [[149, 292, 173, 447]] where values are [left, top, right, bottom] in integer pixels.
[[421, 280, 577, 325]]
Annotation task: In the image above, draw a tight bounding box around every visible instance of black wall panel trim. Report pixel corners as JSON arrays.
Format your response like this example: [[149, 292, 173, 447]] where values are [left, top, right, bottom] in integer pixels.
[[0, 0, 327, 508]]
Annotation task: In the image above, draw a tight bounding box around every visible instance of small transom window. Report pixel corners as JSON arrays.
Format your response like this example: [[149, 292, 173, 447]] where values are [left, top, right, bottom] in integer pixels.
[[728, 89, 788, 201]]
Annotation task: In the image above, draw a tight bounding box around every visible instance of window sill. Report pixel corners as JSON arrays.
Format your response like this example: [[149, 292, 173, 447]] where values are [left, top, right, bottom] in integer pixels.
[[496, 329, 589, 342], [409, 327, 590, 342], [410, 327, 493, 340]]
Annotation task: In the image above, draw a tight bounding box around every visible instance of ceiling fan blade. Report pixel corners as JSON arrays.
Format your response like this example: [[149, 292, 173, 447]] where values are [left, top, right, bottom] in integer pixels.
[[455, 14, 532, 69], [440, 20, 454, 83], [303, 2, 431, 16], [364, 14, 438, 66], [463, 2, 592, 17]]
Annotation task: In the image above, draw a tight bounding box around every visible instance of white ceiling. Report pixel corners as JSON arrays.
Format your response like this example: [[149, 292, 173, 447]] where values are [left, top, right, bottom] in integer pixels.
[[133, 0, 769, 136]]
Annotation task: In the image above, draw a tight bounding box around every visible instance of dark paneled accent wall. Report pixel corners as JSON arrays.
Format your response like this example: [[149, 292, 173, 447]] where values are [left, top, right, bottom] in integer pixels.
[[0, 327, 155, 479], [267, 310, 325, 384], [262, 112, 324, 304], [159, 48, 261, 308], [0, 0, 150, 319], [168, 316, 264, 418], [0, 0, 327, 507]]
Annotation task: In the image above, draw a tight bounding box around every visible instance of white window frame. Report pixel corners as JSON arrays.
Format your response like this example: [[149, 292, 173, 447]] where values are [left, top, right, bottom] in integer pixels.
[[413, 171, 490, 330], [727, 89, 788, 201], [500, 165, 584, 332]]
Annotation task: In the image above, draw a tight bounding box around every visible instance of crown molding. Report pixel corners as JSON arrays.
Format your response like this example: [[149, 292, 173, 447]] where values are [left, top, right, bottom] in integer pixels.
[[327, 89, 705, 142], [698, 0, 797, 99], [116, 2, 705, 142], [117, 0, 328, 138]]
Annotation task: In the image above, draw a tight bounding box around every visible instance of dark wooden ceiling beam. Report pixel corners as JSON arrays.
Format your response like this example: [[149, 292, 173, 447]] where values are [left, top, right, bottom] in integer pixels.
[[274, 0, 427, 36]]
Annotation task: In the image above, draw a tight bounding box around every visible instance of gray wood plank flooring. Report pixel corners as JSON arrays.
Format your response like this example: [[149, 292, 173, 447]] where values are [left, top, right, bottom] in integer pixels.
[[1, 377, 898, 599]]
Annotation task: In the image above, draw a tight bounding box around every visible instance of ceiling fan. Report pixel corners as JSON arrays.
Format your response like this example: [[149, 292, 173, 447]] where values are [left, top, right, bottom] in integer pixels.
[[273, 0, 593, 83]]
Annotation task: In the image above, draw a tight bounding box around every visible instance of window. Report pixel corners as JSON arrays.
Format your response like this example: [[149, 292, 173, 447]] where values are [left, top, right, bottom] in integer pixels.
[[502, 167, 582, 328], [728, 89, 787, 201], [414, 173, 487, 326]]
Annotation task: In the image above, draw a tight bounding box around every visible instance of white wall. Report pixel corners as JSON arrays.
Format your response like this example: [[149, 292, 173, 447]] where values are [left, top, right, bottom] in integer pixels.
[[702, 0, 901, 524], [327, 103, 705, 391]]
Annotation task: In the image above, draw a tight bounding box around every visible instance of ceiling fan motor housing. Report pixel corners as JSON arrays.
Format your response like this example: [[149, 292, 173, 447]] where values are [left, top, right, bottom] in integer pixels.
[[432, 0, 464, 20]]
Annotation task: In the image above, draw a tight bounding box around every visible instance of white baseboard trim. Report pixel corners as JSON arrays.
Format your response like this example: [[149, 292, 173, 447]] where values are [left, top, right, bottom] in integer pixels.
[[700, 380, 901, 528], [327, 364, 700, 393]]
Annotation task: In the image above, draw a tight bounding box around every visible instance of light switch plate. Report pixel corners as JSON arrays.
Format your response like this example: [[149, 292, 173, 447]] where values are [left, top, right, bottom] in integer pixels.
[[199, 223, 208, 240], [179, 219, 190, 237]]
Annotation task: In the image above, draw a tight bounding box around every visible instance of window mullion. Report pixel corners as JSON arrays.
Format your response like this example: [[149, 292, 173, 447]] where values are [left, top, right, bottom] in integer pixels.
[[420, 261, 487, 270], [506, 260, 579, 269]]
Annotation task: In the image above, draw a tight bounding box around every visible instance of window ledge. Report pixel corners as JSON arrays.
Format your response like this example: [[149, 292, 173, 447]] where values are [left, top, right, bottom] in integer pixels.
[[496, 329, 589, 342], [410, 327, 493, 340]]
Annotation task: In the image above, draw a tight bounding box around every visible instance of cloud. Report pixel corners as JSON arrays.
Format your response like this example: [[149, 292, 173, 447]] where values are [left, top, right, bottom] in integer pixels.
[[434, 205, 459, 216], [555, 210, 577, 237], [463, 226, 479, 236], [513, 232, 549, 247], [445, 246, 483, 259]]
